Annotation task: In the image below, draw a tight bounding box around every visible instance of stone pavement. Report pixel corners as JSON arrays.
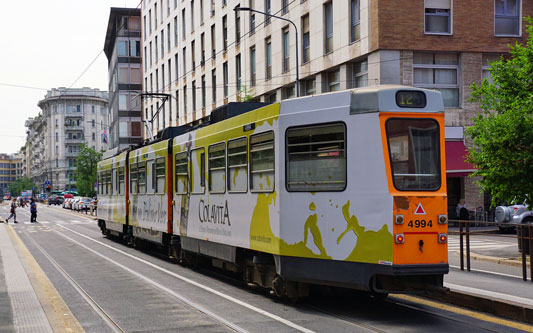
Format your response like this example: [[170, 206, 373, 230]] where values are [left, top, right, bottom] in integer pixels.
[[0, 222, 531, 331]]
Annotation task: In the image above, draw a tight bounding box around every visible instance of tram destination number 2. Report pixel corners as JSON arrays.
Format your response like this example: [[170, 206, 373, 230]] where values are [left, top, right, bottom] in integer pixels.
[[408, 219, 432, 228]]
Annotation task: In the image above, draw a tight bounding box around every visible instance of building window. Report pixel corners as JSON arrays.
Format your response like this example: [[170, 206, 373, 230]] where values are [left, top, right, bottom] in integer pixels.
[[149, 10, 152, 35], [223, 62, 229, 98], [191, 0, 195, 32], [192, 80, 197, 111], [265, 0, 271, 25], [324, 2, 333, 54], [282, 28, 290, 73], [167, 23, 171, 51], [249, 0, 255, 34], [118, 40, 128, 56], [302, 15, 310, 63], [201, 32, 206, 64], [351, 0, 361, 41], [222, 15, 228, 51], [191, 40, 196, 70], [174, 16, 178, 46], [236, 54, 242, 91], [425, 0, 451, 34], [211, 24, 216, 58], [282, 85, 295, 100], [155, 36, 159, 59], [143, 15, 147, 40], [301, 77, 316, 96], [183, 85, 188, 114], [250, 46, 256, 86], [212, 69, 217, 103], [352, 59, 368, 88], [200, 0, 204, 23], [495, 0, 520, 36], [92, 133, 96, 141], [201, 75, 206, 108], [175, 89, 180, 120], [161, 30, 164, 56], [149, 41, 153, 66], [235, 5, 241, 42], [182, 8, 186, 39], [282, 0, 289, 15], [162, 64, 165, 90], [175, 54, 179, 81], [183, 47, 187, 73], [328, 69, 340, 92], [482, 54, 500, 84], [265, 37, 272, 80], [413, 52, 459, 107], [144, 46, 147, 70]]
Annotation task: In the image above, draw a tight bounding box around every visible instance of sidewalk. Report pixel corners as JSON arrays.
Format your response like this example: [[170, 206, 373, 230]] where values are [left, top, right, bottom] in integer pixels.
[[0, 224, 83, 332]]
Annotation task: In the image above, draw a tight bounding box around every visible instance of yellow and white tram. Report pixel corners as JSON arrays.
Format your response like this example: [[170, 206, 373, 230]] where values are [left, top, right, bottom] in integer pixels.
[[97, 85, 448, 297]]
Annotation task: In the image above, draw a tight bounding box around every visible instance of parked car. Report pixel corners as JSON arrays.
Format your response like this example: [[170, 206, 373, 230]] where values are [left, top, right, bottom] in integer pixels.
[[495, 201, 533, 231], [48, 195, 64, 206], [70, 197, 82, 210], [76, 197, 92, 211]]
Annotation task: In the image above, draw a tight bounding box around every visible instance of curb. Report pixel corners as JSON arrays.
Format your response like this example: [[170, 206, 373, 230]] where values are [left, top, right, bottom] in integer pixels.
[[455, 251, 531, 269], [424, 289, 533, 325]]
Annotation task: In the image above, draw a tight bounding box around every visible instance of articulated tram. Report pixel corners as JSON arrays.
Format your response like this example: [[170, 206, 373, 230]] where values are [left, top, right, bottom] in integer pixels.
[[97, 85, 448, 298]]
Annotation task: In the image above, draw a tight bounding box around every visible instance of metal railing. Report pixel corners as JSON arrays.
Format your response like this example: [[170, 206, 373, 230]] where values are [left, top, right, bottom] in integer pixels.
[[452, 219, 533, 282]]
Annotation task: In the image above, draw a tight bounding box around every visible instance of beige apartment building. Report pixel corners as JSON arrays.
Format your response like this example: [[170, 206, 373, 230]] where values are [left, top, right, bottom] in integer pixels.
[[142, 0, 531, 217]]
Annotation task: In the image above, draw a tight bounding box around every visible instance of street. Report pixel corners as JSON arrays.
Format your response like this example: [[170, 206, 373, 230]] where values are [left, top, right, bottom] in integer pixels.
[[0, 203, 531, 332]]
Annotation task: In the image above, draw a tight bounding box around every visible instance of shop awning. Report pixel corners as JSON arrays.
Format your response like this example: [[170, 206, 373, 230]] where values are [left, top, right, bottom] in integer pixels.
[[445, 141, 476, 177]]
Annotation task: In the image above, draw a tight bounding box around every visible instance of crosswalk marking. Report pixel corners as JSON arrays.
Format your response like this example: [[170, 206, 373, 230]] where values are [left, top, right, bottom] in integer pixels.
[[447, 239, 515, 251]]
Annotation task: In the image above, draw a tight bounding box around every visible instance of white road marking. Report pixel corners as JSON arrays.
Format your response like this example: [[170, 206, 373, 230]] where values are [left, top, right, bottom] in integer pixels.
[[449, 265, 523, 279], [447, 239, 515, 251], [57, 225, 316, 333], [444, 283, 533, 307]]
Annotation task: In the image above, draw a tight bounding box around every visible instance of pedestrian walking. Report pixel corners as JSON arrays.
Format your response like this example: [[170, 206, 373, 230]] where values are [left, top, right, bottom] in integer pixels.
[[5, 198, 18, 223], [30, 198, 37, 223]]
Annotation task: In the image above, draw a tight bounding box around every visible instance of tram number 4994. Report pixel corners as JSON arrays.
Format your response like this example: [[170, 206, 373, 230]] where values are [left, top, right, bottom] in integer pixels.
[[408, 220, 433, 228]]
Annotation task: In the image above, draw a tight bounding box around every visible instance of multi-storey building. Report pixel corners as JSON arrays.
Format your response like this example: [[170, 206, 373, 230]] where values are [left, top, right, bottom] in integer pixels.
[[0, 153, 23, 196], [31, 88, 110, 192], [142, 0, 531, 216], [104, 7, 144, 151]]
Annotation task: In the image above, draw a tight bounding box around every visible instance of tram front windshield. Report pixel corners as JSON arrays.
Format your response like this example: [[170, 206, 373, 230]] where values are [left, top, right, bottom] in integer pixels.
[[386, 118, 440, 191]]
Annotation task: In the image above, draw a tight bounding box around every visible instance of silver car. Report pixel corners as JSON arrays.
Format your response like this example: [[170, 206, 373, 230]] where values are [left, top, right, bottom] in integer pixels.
[[495, 201, 533, 230]]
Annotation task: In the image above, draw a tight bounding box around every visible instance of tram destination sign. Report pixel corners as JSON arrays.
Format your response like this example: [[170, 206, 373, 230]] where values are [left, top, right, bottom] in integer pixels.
[[396, 90, 426, 108]]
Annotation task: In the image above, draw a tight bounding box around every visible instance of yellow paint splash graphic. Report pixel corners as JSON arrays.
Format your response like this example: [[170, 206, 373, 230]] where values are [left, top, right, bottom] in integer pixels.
[[339, 200, 393, 263]]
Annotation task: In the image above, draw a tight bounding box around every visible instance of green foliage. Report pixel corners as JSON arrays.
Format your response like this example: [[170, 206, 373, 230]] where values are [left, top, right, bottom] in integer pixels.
[[467, 18, 533, 206], [8, 178, 35, 197], [237, 85, 255, 102], [74, 144, 102, 197]]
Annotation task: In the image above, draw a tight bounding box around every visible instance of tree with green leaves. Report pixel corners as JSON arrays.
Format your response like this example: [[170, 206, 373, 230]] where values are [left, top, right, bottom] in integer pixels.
[[8, 178, 35, 197], [467, 18, 533, 207], [74, 144, 102, 197]]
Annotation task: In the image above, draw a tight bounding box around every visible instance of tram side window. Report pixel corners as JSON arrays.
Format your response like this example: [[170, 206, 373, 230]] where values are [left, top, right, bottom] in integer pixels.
[[130, 163, 138, 193], [250, 132, 274, 192], [97, 172, 102, 195], [175, 152, 188, 194], [286, 123, 346, 191], [147, 159, 155, 194], [118, 166, 125, 194], [106, 171, 112, 195], [191, 148, 205, 194], [209, 143, 226, 193], [156, 157, 166, 193], [228, 137, 247, 192], [138, 162, 147, 193]]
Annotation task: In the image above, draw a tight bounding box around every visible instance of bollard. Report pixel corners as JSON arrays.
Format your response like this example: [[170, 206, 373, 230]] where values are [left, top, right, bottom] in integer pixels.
[[460, 221, 464, 271], [466, 221, 471, 272], [530, 225, 533, 283], [522, 225, 527, 281]]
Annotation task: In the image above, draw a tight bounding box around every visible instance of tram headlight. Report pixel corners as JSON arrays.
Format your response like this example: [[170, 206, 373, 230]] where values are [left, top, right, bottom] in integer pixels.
[[438, 233, 447, 243], [395, 215, 404, 225], [438, 214, 448, 224], [395, 234, 405, 244]]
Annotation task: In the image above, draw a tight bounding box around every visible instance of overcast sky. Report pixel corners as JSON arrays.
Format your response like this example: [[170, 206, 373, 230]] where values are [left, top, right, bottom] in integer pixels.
[[0, 0, 140, 155]]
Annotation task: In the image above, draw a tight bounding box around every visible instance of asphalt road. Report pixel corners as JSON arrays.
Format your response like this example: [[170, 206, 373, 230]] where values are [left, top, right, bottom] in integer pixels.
[[1, 203, 531, 332]]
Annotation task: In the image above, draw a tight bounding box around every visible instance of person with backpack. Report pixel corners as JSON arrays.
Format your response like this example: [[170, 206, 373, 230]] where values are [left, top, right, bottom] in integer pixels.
[[30, 198, 37, 223], [5, 198, 18, 223]]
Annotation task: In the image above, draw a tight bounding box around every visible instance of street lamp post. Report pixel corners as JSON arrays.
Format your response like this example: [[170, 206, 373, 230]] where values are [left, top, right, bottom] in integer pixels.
[[234, 6, 300, 97]]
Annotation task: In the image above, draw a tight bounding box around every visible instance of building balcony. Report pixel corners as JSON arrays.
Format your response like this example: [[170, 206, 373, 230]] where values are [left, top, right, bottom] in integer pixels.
[[65, 151, 79, 157], [64, 125, 83, 131], [65, 138, 85, 144]]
